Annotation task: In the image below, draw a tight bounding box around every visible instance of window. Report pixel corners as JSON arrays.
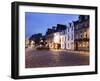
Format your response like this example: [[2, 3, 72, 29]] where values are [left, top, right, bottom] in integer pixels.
[[64, 30, 65, 34], [76, 25, 78, 30], [71, 34, 73, 40], [86, 34, 87, 38], [65, 30, 67, 34], [68, 35, 70, 40], [68, 28, 69, 32], [63, 31, 65, 34], [71, 42, 74, 48], [80, 32, 83, 38], [81, 34, 82, 38], [76, 34, 78, 39], [85, 22, 87, 27], [65, 36, 66, 41], [62, 31, 64, 34], [64, 43, 66, 49], [72, 26, 73, 31], [86, 42, 89, 48], [84, 32, 87, 38], [62, 37, 64, 43], [68, 43, 69, 48]]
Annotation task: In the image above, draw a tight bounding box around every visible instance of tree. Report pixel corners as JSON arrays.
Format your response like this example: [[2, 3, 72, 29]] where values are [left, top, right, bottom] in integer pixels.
[[29, 33, 42, 45]]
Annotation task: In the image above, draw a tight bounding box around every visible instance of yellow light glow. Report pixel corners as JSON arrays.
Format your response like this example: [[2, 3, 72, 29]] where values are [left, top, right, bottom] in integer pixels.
[[54, 33, 60, 43]]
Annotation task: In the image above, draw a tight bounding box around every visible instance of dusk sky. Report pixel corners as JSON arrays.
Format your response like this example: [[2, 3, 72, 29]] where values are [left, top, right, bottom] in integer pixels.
[[25, 12, 79, 38]]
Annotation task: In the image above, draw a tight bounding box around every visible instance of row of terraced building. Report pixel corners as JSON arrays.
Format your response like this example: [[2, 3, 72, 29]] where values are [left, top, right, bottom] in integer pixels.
[[45, 15, 89, 51]]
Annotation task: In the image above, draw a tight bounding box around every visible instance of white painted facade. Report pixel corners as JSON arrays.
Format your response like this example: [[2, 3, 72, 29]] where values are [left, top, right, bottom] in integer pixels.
[[53, 32, 61, 44], [60, 22, 74, 50], [60, 35, 66, 49]]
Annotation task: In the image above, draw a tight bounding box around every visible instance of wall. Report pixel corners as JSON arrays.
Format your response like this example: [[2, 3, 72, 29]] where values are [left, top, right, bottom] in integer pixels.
[[0, 0, 99, 81], [66, 23, 74, 50]]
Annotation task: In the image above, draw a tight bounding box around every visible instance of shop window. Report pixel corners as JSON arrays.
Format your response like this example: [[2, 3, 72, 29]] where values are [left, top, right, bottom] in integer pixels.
[[86, 42, 89, 48]]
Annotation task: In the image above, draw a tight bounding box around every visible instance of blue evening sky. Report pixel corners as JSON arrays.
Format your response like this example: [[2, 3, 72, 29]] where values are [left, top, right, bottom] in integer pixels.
[[25, 12, 79, 38]]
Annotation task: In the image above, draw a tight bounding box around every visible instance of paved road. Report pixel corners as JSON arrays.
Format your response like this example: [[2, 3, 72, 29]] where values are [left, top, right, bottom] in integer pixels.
[[25, 48, 89, 68]]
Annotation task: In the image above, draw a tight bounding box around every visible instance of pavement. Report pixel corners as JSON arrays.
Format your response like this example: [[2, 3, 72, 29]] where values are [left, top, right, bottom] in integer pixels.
[[25, 48, 89, 68]]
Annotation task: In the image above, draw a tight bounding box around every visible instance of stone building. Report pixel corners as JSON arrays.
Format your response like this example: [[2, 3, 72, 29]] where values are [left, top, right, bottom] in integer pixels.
[[74, 15, 89, 51], [45, 24, 66, 49]]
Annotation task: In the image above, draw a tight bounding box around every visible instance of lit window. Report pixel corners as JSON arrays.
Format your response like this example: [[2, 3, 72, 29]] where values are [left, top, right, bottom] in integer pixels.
[[84, 32, 87, 38]]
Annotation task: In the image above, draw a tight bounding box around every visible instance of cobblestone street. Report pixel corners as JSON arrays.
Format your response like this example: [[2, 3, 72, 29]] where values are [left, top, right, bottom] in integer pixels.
[[25, 48, 89, 68]]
